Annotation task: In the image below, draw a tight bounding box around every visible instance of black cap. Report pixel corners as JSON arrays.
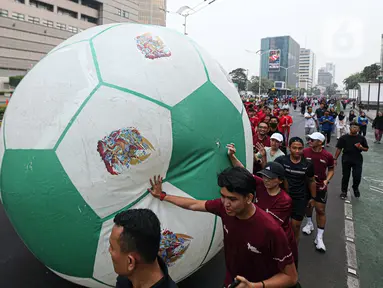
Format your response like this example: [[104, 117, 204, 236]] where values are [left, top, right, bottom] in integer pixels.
[[257, 162, 285, 179], [289, 136, 304, 146]]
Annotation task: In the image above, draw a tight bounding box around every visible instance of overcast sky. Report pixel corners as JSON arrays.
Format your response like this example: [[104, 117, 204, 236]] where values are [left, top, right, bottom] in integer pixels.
[[165, 0, 382, 88]]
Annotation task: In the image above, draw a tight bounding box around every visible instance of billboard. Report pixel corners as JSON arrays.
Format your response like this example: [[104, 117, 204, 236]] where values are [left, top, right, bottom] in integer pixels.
[[269, 49, 281, 72]]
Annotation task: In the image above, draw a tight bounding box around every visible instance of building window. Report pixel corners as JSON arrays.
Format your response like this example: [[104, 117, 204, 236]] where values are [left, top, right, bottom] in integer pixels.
[[56, 22, 66, 30], [0, 9, 8, 17], [81, 0, 99, 10], [68, 25, 78, 33], [122, 11, 129, 18], [42, 19, 53, 27], [81, 14, 97, 24], [30, 0, 54, 12], [28, 15, 40, 24], [14, 0, 25, 3], [12, 12, 24, 21], [57, 7, 77, 19], [117, 8, 121, 16]]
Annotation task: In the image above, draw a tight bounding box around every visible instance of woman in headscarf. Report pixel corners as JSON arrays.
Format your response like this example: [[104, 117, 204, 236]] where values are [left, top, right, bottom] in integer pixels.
[[348, 110, 356, 123], [335, 111, 348, 139]]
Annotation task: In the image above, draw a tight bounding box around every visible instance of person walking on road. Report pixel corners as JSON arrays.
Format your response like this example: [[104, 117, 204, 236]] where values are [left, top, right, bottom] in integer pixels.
[[315, 103, 326, 132], [148, 170, 298, 288], [335, 111, 348, 140], [319, 110, 335, 147], [372, 111, 383, 143], [335, 122, 369, 200], [254, 133, 285, 167], [304, 107, 317, 138], [302, 132, 335, 252], [358, 112, 368, 137], [275, 137, 316, 244]]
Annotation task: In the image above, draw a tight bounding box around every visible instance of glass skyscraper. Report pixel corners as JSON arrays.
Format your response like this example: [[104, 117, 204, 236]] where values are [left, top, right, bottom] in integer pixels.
[[260, 36, 300, 88]]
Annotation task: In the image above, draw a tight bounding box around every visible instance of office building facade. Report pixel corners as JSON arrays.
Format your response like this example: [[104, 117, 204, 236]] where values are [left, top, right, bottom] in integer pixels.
[[325, 62, 336, 84], [138, 0, 166, 26], [0, 0, 139, 77], [298, 48, 316, 90], [318, 68, 333, 87], [260, 35, 300, 88]]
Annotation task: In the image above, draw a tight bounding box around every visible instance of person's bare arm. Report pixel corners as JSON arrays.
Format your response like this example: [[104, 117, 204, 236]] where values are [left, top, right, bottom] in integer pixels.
[[226, 143, 245, 168], [282, 179, 289, 193], [334, 148, 342, 166], [235, 263, 298, 288], [149, 176, 207, 212]]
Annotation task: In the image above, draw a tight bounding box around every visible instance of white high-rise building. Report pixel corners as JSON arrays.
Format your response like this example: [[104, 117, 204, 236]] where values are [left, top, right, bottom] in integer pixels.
[[298, 48, 316, 90], [325, 63, 336, 84]]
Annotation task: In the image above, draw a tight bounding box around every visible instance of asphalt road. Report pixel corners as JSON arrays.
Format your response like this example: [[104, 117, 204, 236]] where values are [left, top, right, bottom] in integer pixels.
[[0, 107, 353, 288]]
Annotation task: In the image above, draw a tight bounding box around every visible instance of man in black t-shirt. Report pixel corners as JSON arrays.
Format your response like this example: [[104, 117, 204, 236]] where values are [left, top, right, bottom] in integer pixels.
[[335, 122, 369, 199], [275, 137, 316, 244]]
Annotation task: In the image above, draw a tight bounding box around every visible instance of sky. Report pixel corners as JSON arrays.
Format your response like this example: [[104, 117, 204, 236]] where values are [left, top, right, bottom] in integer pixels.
[[165, 0, 383, 88]]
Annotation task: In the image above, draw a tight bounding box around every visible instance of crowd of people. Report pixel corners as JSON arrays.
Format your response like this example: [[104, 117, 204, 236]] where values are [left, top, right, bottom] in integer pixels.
[[106, 96, 375, 288]]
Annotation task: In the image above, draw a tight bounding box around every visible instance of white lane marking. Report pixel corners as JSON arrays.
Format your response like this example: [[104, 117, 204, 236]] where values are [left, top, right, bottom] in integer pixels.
[[370, 187, 383, 194]]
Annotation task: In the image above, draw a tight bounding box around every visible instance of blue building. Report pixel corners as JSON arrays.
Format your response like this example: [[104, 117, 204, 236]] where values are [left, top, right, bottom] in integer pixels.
[[260, 36, 300, 88]]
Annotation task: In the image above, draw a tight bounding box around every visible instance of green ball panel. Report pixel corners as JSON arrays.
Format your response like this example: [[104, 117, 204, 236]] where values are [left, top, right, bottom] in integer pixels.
[[167, 81, 246, 200], [0, 149, 101, 277]]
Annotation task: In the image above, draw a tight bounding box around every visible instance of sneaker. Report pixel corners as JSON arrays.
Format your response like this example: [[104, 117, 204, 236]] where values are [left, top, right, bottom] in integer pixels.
[[353, 189, 360, 198], [302, 222, 314, 235], [314, 238, 326, 252], [340, 192, 347, 200]]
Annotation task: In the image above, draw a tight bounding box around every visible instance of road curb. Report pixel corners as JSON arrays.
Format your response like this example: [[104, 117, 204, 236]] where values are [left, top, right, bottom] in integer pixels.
[[345, 194, 360, 288]]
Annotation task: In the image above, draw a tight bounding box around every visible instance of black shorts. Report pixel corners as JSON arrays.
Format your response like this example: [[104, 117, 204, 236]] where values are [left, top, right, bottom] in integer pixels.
[[315, 189, 328, 204], [291, 198, 308, 221]]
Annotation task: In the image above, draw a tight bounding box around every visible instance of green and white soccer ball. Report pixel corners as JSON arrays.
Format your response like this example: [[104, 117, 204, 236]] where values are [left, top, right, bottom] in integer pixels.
[[0, 24, 252, 287]]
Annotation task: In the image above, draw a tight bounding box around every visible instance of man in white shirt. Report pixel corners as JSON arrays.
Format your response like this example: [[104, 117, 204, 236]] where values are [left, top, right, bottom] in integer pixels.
[[304, 106, 317, 137], [254, 133, 285, 167]]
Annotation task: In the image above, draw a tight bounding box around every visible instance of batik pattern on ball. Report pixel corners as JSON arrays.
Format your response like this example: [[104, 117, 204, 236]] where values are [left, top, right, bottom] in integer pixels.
[[97, 128, 155, 175]]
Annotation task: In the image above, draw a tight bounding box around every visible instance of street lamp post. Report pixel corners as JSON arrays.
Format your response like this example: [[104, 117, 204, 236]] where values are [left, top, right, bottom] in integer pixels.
[[245, 49, 269, 97], [367, 81, 371, 112], [280, 65, 295, 98], [377, 74, 383, 116]]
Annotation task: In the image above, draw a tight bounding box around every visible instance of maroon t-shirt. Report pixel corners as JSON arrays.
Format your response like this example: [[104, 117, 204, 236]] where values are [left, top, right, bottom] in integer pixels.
[[303, 148, 334, 190], [252, 133, 271, 147], [253, 176, 298, 265], [205, 199, 293, 286]]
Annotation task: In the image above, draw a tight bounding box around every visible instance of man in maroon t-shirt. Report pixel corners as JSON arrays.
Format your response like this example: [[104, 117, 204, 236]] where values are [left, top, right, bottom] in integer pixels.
[[148, 168, 298, 288], [227, 146, 298, 269], [302, 132, 335, 252], [253, 122, 271, 173]]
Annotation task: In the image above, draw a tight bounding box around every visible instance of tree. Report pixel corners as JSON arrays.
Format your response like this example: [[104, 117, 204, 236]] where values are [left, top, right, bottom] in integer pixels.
[[325, 83, 338, 97], [229, 68, 248, 91], [9, 75, 24, 88], [343, 72, 364, 90], [248, 76, 274, 95], [361, 63, 381, 82]]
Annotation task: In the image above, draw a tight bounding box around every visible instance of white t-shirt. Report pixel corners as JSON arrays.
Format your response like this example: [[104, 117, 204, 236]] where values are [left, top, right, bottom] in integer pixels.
[[304, 112, 316, 128]]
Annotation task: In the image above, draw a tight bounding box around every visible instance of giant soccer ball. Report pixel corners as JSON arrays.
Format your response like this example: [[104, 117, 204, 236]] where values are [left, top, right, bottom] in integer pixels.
[[0, 24, 253, 287]]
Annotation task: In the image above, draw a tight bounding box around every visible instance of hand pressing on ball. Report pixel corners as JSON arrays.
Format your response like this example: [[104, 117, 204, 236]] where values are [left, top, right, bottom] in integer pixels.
[[149, 175, 163, 199], [227, 143, 236, 157]]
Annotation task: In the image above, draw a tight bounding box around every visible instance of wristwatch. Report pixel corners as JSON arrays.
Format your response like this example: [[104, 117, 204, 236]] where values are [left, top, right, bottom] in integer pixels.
[[160, 191, 167, 201]]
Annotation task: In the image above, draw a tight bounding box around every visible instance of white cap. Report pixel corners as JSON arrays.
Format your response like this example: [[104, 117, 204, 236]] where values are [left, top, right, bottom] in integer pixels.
[[308, 132, 325, 142], [270, 133, 283, 143]]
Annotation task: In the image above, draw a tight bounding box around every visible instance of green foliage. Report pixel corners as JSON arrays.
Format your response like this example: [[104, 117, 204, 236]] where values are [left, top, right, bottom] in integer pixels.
[[248, 76, 274, 94], [362, 64, 381, 82], [229, 68, 248, 91], [0, 105, 6, 120], [9, 75, 24, 88], [343, 63, 382, 90], [311, 87, 322, 96], [325, 83, 338, 96]]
